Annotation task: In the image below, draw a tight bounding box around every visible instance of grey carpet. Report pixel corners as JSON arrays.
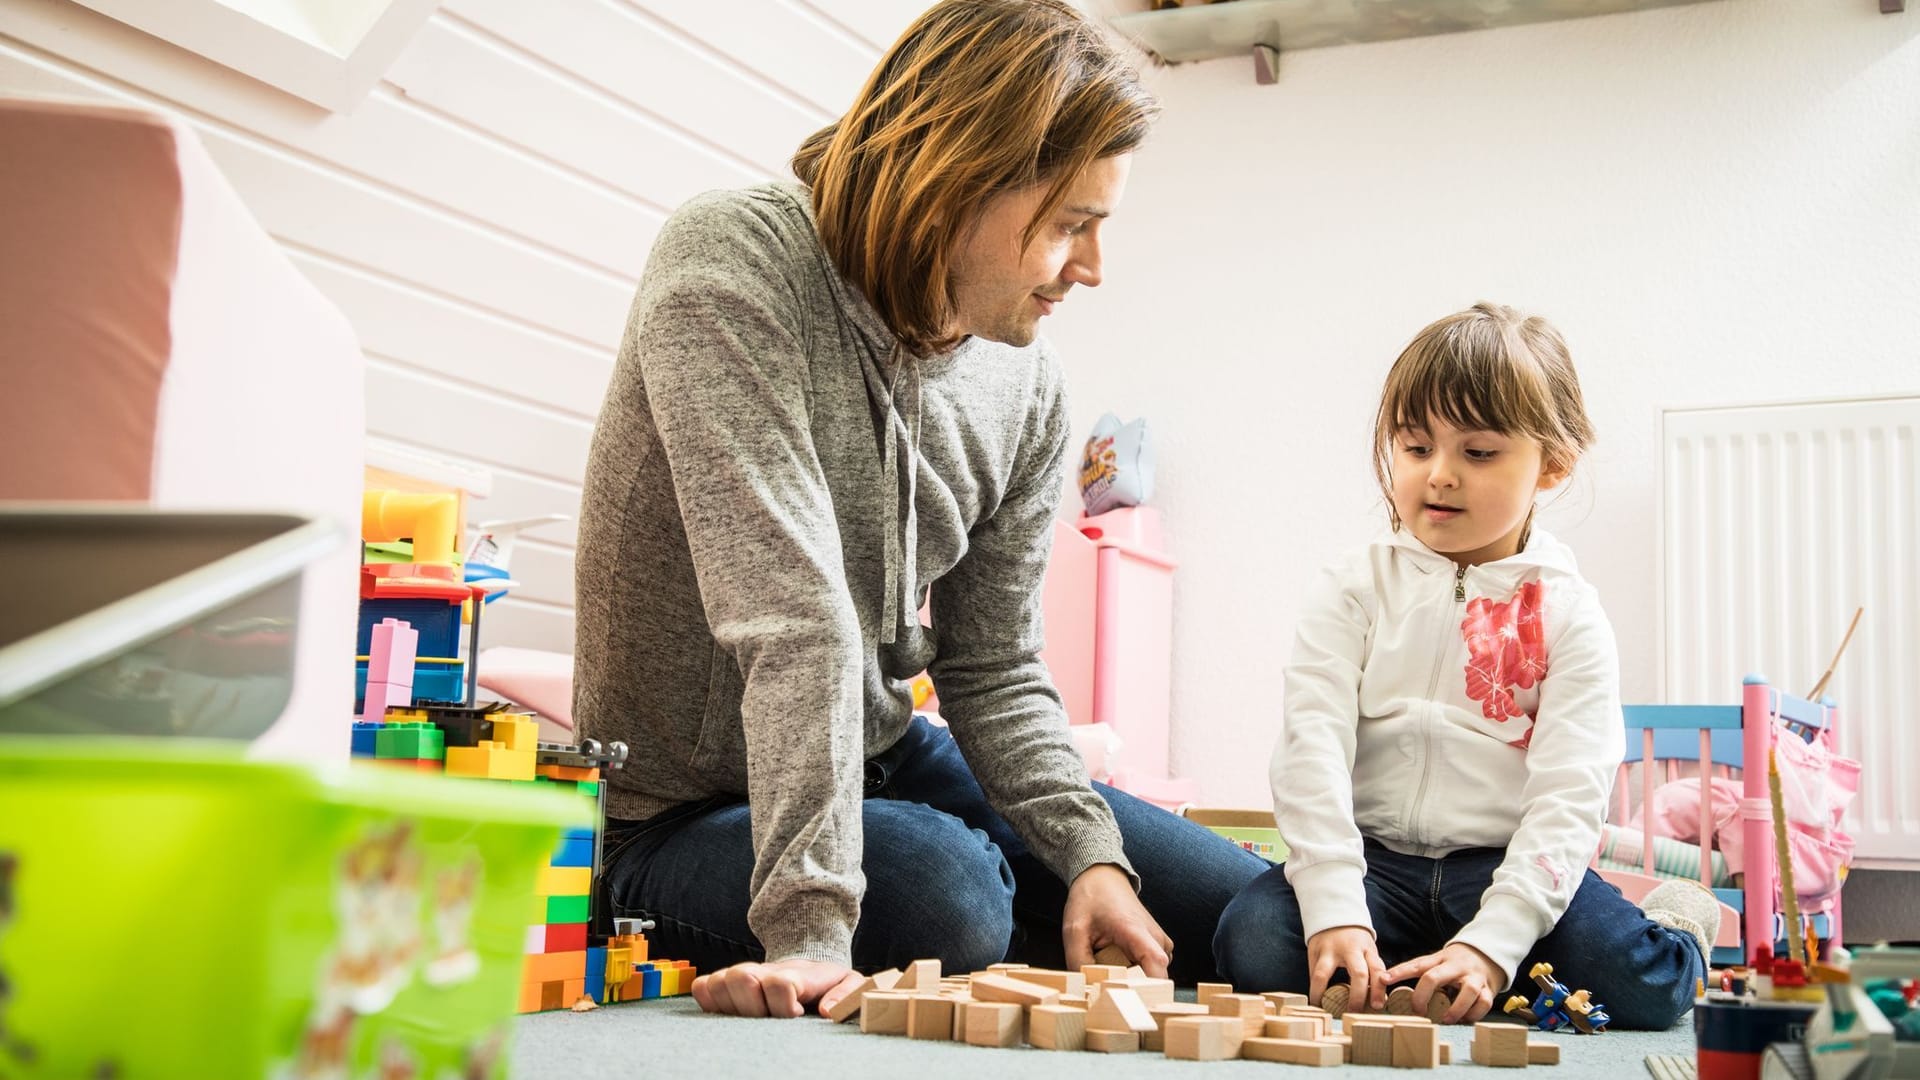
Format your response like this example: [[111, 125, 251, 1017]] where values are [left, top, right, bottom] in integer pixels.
[[512, 996, 1695, 1078]]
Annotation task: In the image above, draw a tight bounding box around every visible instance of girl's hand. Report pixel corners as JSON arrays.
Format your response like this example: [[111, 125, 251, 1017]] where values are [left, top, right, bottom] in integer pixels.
[[1306, 926, 1387, 1012], [1383, 942, 1505, 1023], [1063, 864, 1173, 977], [691, 959, 865, 1018]]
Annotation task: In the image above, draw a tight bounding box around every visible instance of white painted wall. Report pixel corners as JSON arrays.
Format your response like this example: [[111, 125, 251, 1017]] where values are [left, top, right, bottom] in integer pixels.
[[1047, 0, 1920, 807], [7, 0, 1915, 814], [0, 0, 896, 656]]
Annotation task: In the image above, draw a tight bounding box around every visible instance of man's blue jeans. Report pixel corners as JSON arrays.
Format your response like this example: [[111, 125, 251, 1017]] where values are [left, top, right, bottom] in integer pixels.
[[1213, 839, 1704, 1030], [599, 716, 1270, 984]]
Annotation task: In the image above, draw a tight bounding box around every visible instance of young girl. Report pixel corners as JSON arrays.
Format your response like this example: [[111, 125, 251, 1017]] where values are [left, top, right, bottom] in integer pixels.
[[1214, 303, 1720, 1030]]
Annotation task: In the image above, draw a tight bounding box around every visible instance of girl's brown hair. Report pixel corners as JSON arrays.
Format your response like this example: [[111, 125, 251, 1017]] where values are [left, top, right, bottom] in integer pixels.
[[792, 0, 1157, 356], [1373, 302, 1596, 529]]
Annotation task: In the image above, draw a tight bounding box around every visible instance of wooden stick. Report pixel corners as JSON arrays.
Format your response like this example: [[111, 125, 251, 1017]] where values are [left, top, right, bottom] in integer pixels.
[[1769, 747, 1804, 964], [1807, 607, 1863, 701]]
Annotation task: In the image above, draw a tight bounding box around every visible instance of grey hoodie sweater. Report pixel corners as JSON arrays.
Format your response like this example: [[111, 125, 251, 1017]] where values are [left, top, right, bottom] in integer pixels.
[[573, 181, 1132, 965]]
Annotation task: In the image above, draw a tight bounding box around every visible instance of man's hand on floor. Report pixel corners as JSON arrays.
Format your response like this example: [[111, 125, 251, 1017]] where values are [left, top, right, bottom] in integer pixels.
[[691, 959, 864, 1019]]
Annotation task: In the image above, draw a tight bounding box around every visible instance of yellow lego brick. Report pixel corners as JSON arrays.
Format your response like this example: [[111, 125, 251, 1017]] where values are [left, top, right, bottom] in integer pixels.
[[606, 946, 631, 985], [536, 865, 592, 897], [659, 967, 681, 996], [493, 714, 538, 752], [444, 743, 535, 781]]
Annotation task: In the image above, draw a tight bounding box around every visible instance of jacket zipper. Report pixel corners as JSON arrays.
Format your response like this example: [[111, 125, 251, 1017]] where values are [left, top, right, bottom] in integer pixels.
[[1409, 563, 1468, 846]]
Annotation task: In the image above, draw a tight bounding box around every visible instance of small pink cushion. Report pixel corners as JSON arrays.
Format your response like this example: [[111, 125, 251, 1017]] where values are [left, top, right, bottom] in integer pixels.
[[476, 646, 574, 736]]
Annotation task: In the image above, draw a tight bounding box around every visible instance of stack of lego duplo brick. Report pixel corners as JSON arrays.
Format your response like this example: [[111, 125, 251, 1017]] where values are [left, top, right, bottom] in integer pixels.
[[349, 698, 696, 1012], [518, 831, 695, 1012]]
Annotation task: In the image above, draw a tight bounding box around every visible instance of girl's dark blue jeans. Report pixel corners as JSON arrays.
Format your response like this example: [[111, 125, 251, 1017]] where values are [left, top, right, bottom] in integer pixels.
[[1213, 839, 1704, 1030]]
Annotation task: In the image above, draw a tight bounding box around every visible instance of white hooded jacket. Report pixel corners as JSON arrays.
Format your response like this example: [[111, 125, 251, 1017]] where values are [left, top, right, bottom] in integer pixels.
[[1273, 527, 1624, 983]]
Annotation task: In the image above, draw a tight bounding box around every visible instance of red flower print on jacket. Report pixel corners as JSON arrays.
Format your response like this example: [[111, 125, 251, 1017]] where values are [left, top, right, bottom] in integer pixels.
[[1462, 580, 1548, 734]]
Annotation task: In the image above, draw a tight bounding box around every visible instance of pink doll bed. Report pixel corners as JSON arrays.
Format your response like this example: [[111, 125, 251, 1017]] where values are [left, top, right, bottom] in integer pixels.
[[1595, 676, 1858, 966]]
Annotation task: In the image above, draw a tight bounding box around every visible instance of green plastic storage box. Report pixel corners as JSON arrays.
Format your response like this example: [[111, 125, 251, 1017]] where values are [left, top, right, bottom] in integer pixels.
[[0, 738, 590, 1078]]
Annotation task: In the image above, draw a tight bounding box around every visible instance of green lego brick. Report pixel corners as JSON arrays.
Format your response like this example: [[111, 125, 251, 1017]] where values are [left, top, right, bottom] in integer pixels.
[[576, 782, 599, 797], [547, 894, 590, 924], [374, 722, 445, 761]]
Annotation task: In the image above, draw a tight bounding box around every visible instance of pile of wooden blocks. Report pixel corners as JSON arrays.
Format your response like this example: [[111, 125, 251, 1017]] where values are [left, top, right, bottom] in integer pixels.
[[830, 960, 1566, 1068]]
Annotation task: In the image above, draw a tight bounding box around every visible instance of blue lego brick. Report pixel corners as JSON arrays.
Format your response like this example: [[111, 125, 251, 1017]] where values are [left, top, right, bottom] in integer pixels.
[[356, 597, 464, 659], [351, 721, 381, 757], [552, 836, 594, 868], [410, 664, 465, 705], [563, 827, 596, 843], [586, 948, 606, 1002], [641, 967, 661, 999]]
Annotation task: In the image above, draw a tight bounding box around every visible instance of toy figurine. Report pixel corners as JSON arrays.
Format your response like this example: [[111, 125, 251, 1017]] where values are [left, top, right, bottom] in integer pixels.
[[1503, 962, 1611, 1034]]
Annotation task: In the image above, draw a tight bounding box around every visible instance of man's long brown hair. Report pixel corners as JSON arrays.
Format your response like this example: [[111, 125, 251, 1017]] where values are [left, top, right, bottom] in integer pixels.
[[792, 0, 1157, 356]]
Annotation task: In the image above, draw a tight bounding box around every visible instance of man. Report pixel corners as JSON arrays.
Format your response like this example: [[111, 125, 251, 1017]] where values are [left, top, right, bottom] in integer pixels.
[[574, 0, 1267, 1019]]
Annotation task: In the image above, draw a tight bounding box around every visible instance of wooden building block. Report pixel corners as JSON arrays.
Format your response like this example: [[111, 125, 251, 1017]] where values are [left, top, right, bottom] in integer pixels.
[[1264, 1016, 1320, 1040], [1349, 1020, 1396, 1067], [1426, 989, 1454, 1023], [1211, 993, 1270, 1036], [1055, 993, 1088, 1009], [1101, 976, 1175, 1006], [1319, 1034, 1353, 1062], [1088, 987, 1157, 1035], [1145, 1001, 1206, 1049], [1280, 1010, 1327, 1038], [1085, 1029, 1140, 1054], [1006, 968, 1085, 996], [906, 995, 953, 1040], [1164, 1016, 1246, 1061], [1393, 1022, 1442, 1068], [1150, 1002, 1210, 1027], [1528, 1041, 1561, 1065], [1196, 982, 1234, 1007], [1092, 944, 1131, 966], [968, 973, 1059, 1007], [1080, 964, 1127, 986], [1471, 1023, 1530, 1068], [1264, 991, 1311, 1011], [1243, 1037, 1343, 1066], [963, 1002, 1023, 1048], [1386, 986, 1418, 1015], [826, 972, 879, 1023], [860, 991, 910, 1035], [1320, 984, 1352, 1017], [986, 962, 1029, 972], [895, 959, 940, 991], [1439, 1041, 1453, 1064], [1029, 1004, 1086, 1051]]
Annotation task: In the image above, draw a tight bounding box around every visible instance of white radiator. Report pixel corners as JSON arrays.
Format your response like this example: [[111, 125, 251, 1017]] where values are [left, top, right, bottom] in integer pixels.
[[1661, 396, 1920, 869]]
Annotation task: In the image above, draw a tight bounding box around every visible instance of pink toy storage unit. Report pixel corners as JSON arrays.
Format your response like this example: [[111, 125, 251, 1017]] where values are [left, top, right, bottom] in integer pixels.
[[1040, 507, 1195, 809]]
